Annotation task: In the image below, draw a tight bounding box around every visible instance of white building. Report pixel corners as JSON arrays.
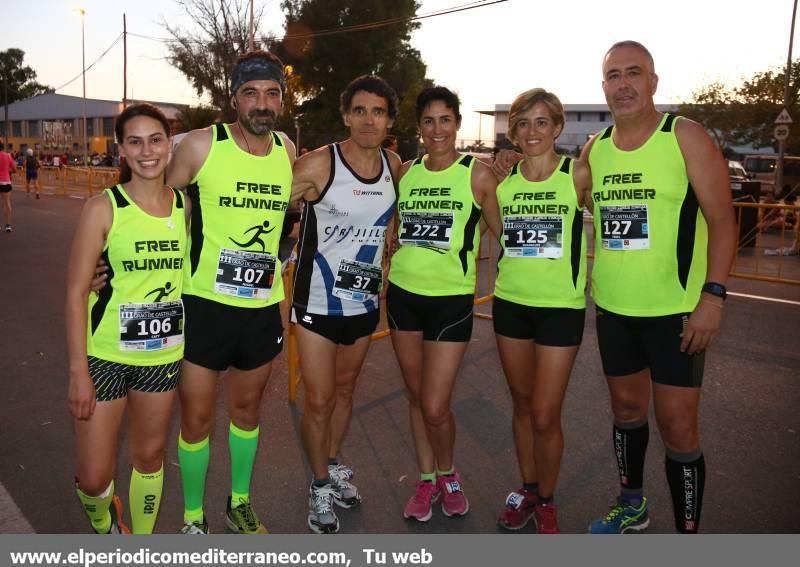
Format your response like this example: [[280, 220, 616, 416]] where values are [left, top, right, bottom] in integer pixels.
[[478, 103, 767, 156]]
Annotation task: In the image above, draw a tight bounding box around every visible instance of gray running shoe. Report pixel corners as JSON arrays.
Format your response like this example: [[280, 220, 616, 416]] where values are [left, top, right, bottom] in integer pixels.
[[180, 517, 209, 534], [308, 483, 339, 534], [328, 463, 361, 508]]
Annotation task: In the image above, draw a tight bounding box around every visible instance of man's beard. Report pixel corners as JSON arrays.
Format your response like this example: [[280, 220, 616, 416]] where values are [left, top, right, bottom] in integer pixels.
[[239, 109, 276, 136]]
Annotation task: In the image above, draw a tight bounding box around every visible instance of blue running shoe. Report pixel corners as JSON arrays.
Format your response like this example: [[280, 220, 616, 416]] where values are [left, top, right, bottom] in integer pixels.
[[589, 497, 650, 534]]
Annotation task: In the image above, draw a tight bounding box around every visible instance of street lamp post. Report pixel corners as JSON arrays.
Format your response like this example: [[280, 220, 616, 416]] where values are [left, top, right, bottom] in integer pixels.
[[76, 8, 88, 166], [776, 0, 798, 197]]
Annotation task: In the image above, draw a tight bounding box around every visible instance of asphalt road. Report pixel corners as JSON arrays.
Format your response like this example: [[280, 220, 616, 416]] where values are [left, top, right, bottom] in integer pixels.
[[1, 187, 798, 534]]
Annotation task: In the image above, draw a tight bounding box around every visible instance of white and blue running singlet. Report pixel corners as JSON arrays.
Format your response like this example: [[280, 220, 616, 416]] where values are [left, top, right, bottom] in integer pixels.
[[293, 143, 396, 316]]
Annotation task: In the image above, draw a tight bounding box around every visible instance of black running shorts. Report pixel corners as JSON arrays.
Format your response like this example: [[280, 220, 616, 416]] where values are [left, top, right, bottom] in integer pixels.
[[183, 294, 284, 371], [88, 356, 180, 402], [291, 305, 379, 345], [386, 283, 474, 342], [595, 306, 705, 387], [0, 184, 11, 194], [493, 296, 585, 346]]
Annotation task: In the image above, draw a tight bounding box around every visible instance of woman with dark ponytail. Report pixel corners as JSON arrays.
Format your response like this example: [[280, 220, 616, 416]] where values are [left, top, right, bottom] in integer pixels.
[[65, 103, 189, 534]]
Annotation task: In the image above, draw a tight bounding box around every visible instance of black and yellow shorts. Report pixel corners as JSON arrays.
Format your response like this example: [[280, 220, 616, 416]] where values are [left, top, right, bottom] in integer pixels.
[[87, 356, 181, 402]]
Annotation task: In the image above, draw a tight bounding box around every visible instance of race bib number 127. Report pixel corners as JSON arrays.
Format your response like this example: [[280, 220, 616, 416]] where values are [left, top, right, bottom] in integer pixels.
[[600, 204, 649, 250]]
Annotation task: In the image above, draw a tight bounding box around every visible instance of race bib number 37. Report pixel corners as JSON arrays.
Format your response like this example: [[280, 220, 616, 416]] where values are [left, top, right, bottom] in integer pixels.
[[600, 204, 650, 250], [399, 212, 453, 249], [503, 215, 563, 258], [333, 259, 382, 302], [118, 300, 184, 352], [215, 248, 277, 299]]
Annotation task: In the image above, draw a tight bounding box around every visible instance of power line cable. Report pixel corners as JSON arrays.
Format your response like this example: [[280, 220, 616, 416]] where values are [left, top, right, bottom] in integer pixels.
[[54, 33, 123, 92], [128, 0, 508, 45]]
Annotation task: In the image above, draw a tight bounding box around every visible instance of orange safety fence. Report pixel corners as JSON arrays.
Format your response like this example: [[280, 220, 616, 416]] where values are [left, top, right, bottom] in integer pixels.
[[13, 165, 119, 197]]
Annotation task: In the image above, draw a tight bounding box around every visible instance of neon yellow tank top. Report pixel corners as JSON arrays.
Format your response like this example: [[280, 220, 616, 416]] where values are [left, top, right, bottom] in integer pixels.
[[495, 156, 587, 308], [87, 185, 186, 365], [588, 113, 708, 316], [183, 124, 292, 308], [389, 154, 482, 296]]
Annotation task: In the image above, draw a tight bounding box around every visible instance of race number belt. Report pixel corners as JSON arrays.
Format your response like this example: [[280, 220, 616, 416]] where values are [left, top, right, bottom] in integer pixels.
[[215, 248, 277, 299], [600, 204, 649, 250], [503, 215, 563, 258], [332, 258, 382, 302], [118, 300, 183, 352], [399, 212, 453, 249]]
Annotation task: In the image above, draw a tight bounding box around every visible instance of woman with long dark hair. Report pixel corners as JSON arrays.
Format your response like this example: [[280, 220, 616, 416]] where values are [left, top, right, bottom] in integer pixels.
[[65, 103, 188, 534]]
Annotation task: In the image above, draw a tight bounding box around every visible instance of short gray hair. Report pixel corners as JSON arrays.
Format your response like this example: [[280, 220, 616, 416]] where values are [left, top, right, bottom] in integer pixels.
[[605, 40, 655, 72]]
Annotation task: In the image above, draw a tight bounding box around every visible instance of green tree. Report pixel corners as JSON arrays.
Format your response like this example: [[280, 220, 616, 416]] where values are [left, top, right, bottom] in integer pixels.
[[679, 59, 800, 155], [271, 0, 427, 158], [0, 48, 53, 103], [163, 0, 265, 123], [1, 48, 53, 143], [176, 104, 221, 132]]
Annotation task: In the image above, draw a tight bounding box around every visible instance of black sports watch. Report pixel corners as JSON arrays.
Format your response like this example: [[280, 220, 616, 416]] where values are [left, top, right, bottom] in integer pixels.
[[702, 282, 727, 301]]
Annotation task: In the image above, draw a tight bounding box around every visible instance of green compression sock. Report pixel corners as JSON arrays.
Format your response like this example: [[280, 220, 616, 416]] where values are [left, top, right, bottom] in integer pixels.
[[229, 422, 260, 506], [76, 480, 114, 534], [178, 433, 209, 523], [129, 464, 163, 534]]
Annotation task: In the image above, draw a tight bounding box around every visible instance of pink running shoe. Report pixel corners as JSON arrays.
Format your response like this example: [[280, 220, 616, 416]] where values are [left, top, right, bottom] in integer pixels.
[[534, 502, 560, 534], [437, 471, 470, 517], [403, 480, 441, 522], [497, 489, 538, 530]]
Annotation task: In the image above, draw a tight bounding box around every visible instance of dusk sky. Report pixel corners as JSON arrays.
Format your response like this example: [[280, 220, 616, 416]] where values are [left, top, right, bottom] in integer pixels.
[[6, 0, 799, 142]]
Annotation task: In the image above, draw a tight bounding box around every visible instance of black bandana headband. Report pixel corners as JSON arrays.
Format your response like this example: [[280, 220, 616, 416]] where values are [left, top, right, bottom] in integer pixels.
[[231, 58, 286, 94]]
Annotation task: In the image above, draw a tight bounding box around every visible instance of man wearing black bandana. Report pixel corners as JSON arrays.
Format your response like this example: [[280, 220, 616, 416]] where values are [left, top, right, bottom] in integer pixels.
[[167, 50, 296, 535]]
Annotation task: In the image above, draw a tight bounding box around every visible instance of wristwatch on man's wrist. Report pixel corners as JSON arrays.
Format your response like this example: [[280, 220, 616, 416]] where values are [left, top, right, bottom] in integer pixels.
[[702, 281, 727, 301]]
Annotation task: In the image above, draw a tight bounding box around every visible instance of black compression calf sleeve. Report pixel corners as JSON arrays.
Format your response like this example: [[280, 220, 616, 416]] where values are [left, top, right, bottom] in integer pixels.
[[665, 449, 705, 534], [613, 420, 649, 490]]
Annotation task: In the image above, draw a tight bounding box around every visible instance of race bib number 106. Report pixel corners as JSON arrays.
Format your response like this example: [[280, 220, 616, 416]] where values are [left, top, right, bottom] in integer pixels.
[[118, 300, 184, 352]]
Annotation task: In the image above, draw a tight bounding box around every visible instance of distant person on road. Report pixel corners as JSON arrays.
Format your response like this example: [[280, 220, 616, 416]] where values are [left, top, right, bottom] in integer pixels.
[[65, 103, 188, 535], [25, 148, 41, 199], [581, 41, 736, 534], [490, 89, 592, 534], [290, 75, 401, 534], [0, 143, 15, 232]]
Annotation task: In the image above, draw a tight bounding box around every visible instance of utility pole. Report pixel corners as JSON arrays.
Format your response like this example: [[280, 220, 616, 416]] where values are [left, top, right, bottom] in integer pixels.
[[776, 0, 798, 197], [75, 8, 88, 166], [123, 13, 128, 109], [248, 0, 255, 51]]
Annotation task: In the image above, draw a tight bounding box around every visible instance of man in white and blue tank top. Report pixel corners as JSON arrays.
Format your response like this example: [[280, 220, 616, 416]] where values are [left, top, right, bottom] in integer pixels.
[[290, 75, 402, 534]]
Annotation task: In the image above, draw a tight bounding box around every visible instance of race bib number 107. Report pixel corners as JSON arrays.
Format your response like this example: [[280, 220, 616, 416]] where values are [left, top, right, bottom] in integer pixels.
[[215, 248, 277, 299]]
